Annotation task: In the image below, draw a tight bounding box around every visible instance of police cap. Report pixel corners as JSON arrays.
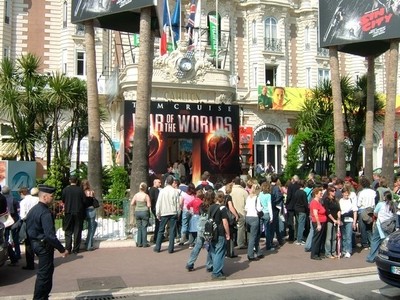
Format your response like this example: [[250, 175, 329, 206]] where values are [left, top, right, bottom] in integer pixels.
[[38, 184, 56, 194]]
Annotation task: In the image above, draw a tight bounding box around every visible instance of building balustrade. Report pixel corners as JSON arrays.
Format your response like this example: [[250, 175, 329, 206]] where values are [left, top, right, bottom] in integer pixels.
[[264, 38, 283, 52]]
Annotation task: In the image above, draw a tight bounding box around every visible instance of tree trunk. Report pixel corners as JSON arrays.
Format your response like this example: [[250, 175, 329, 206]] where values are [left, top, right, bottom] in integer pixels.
[[382, 40, 399, 188], [130, 7, 154, 226], [85, 21, 103, 198], [364, 56, 375, 181], [329, 47, 346, 179]]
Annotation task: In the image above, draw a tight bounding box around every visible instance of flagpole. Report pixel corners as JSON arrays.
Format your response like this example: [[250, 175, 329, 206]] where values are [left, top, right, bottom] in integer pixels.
[[216, 0, 219, 68], [197, 0, 201, 57], [168, 0, 174, 51]]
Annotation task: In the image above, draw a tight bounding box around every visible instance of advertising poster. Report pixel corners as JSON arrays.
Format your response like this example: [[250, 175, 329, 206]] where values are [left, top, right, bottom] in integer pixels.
[[239, 126, 254, 165], [257, 86, 310, 111], [0, 161, 36, 199], [124, 101, 240, 177], [319, 0, 400, 49]]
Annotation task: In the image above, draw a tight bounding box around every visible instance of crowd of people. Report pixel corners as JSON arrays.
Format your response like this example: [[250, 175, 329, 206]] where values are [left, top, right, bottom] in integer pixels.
[[130, 169, 400, 280]]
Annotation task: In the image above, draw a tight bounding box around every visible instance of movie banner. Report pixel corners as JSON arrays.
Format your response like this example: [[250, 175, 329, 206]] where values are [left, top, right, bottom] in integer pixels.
[[124, 101, 240, 176], [319, 0, 400, 48]]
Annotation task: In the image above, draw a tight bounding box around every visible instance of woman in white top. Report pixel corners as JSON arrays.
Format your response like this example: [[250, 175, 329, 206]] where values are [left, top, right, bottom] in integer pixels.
[[339, 187, 358, 258], [244, 183, 263, 261], [366, 191, 396, 263]]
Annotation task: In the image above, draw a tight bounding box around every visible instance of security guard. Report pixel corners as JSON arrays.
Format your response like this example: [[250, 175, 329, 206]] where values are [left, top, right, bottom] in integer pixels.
[[26, 184, 68, 300]]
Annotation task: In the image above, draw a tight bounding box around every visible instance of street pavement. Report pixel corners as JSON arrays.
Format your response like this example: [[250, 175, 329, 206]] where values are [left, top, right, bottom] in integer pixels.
[[0, 238, 377, 299]]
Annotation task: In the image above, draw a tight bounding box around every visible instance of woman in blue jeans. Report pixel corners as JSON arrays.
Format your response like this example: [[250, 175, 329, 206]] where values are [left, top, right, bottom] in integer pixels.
[[82, 180, 98, 251], [259, 182, 273, 250], [131, 182, 152, 247], [245, 183, 264, 261], [339, 186, 358, 258]]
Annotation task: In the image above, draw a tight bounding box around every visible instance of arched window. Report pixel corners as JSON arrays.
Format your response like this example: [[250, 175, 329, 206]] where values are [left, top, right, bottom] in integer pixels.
[[304, 26, 310, 50], [252, 20, 257, 44], [264, 17, 277, 40], [63, 1, 68, 28], [264, 17, 278, 51]]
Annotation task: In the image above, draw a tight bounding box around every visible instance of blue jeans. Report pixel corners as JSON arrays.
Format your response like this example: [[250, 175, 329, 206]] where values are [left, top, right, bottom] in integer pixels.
[[154, 214, 177, 253], [186, 236, 211, 269], [296, 212, 306, 243], [325, 222, 337, 256], [135, 210, 149, 246], [261, 214, 272, 250], [180, 210, 190, 239], [341, 222, 353, 254], [246, 216, 261, 258], [366, 224, 384, 262], [209, 235, 226, 278], [358, 210, 372, 247], [305, 219, 314, 251], [86, 208, 98, 250]]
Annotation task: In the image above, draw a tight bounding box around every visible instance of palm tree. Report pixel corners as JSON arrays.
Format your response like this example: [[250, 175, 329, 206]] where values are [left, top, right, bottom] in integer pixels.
[[364, 56, 376, 181], [295, 79, 335, 175], [343, 75, 384, 178], [0, 54, 47, 161], [382, 41, 399, 188], [85, 20, 103, 199], [130, 7, 154, 196], [329, 46, 346, 179]]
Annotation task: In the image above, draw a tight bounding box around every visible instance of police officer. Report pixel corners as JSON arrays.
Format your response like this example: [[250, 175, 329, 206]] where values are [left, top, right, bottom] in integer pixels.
[[26, 184, 68, 300]]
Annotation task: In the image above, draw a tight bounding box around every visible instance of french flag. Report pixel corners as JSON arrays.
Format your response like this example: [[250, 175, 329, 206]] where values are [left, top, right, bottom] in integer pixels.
[[160, 0, 171, 56]]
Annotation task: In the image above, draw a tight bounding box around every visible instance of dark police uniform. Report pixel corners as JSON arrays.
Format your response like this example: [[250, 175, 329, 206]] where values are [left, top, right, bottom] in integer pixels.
[[26, 185, 66, 300]]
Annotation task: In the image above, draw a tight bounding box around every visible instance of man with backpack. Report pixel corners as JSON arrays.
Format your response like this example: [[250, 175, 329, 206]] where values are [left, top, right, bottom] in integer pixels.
[[206, 191, 230, 280]]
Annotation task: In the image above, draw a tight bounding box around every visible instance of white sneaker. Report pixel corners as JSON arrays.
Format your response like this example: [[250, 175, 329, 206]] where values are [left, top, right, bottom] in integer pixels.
[[344, 252, 351, 258]]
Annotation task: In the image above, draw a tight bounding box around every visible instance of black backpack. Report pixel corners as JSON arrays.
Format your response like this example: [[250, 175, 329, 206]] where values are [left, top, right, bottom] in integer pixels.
[[203, 205, 219, 242]]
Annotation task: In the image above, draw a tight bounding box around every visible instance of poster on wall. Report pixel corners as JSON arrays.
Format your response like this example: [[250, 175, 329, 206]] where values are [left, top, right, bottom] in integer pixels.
[[0, 161, 36, 199], [257, 86, 310, 111], [124, 101, 240, 177], [319, 0, 400, 56]]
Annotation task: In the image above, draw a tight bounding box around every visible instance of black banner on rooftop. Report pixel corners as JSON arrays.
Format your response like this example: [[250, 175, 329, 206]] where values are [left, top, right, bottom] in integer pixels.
[[71, 0, 163, 35], [319, 0, 400, 56]]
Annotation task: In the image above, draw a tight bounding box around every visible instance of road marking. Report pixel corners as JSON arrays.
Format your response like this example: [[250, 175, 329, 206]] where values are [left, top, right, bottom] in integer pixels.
[[331, 274, 379, 284], [298, 281, 354, 300], [372, 287, 400, 298]]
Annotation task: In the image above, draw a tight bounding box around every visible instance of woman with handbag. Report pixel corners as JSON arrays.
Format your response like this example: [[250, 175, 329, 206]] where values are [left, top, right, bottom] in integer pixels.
[[244, 183, 264, 261], [224, 183, 239, 258], [131, 182, 152, 247], [82, 179, 98, 251], [259, 181, 274, 251]]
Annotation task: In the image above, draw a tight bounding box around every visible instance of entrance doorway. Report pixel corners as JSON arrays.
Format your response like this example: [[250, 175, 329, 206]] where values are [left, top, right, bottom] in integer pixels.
[[254, 127, 282, 174], [166, 138, 199, 183]]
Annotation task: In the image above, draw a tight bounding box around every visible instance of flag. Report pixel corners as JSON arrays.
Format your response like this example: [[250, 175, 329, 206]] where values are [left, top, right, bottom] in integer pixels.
[[192, 0, 201, 51], [132, 33, 140, 47], [160, 0, 171, 55], [209, 13, 218, 57], [187, 0, 196, 45], [171, 0, 181, 47]]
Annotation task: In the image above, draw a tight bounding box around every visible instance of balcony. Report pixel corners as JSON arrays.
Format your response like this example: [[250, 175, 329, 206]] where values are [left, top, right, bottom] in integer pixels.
[[264, 38, 283, 53], [317, 47, 329, 57]]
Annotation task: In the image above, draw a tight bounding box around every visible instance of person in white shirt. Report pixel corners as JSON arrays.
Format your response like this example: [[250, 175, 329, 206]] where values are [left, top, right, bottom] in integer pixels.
[[20, 188, 39, 220], [339, 187, 358, 258], [19, 187, 39, 270], [357, 177, 376, 249]]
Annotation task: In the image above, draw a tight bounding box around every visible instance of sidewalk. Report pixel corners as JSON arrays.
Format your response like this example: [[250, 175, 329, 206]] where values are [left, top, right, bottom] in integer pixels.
[[0, 239, 377, 299]]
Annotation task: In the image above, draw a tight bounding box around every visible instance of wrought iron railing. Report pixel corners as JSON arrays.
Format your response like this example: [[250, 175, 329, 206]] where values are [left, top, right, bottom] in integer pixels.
[[264, 38, 283, 52], [317, 47, 329, 57]]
